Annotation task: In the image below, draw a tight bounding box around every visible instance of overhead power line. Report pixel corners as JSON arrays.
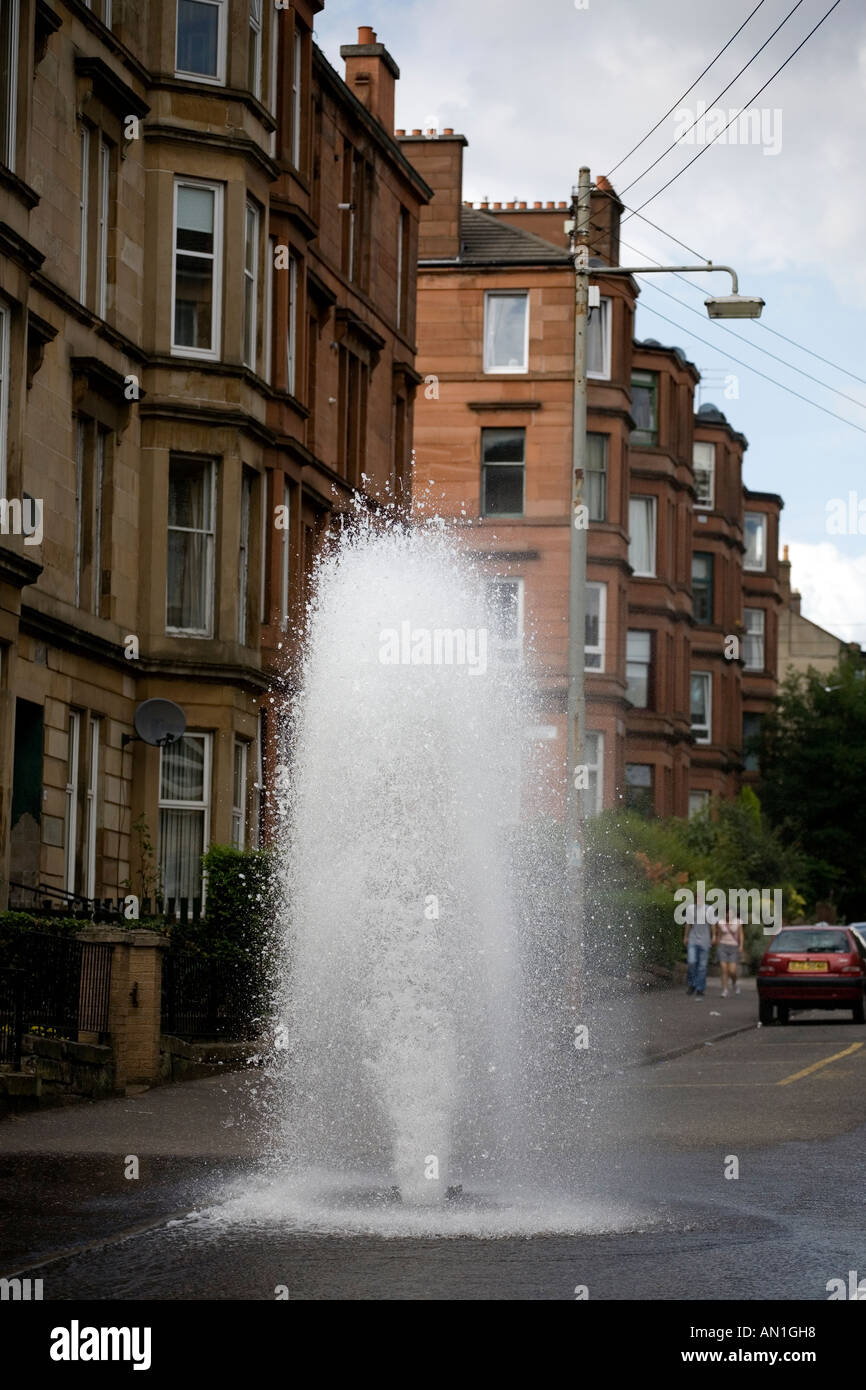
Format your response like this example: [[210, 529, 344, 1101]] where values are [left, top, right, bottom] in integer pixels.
[[604, 0, 770, 181]]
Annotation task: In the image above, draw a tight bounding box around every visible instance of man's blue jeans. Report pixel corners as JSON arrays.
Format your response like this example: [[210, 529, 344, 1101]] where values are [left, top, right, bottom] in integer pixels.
[[687, 941, 709, 993]]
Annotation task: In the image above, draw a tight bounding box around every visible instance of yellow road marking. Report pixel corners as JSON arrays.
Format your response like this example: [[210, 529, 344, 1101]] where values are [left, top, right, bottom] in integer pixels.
[[776, 1042, 863, 1087]]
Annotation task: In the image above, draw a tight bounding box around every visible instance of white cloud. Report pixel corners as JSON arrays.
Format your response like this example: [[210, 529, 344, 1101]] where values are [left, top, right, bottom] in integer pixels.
[[785, 541, 866, 645]]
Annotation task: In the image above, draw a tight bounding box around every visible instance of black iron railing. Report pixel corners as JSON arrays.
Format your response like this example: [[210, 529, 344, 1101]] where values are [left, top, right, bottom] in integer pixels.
[[0, 969, 24, 1069], [161, 951, 256, 1040], [0, 933, 113, 1064]]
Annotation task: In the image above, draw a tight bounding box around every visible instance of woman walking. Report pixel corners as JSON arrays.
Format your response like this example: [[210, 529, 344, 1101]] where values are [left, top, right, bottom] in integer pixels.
[[716, 911, 744, 998]]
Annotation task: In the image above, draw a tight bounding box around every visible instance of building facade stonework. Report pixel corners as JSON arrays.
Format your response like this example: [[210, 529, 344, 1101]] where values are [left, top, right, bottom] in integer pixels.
[[0, 4, 427, 911]]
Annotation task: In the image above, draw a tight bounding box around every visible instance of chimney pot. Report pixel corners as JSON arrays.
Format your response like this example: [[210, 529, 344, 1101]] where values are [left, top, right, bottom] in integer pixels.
[[395, 128, 405, 136], [545, 201, 554, 208], [518, 201, 527, 209], [358, 25, 376, 44], [411, 128, 422, 136], [493, 201, 502, 209], [426, 127, 436, 136], [557, 200, 567, 208], [783, 543, 789, 561], [443, 127, 454, 135], [533, 201, 542, 209], [481, 201, 489, 209], [506, 201, 515, 209]]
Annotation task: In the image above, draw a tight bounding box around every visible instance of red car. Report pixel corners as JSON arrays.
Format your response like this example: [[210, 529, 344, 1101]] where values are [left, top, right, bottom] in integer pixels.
[[757, 925, 866, 1025]]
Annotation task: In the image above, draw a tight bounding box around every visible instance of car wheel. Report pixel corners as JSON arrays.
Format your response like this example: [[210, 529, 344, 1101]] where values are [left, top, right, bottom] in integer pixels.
[[777, 1005, 790, 1025], [759, 999, 774, 1026], [853, 998, 865, 1025]]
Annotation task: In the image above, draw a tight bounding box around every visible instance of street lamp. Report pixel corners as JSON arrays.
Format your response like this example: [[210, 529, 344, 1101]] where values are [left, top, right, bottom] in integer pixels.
[[564, 167, 764, 997]]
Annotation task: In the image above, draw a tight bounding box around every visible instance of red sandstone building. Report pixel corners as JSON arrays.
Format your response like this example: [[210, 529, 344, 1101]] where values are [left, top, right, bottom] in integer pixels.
[[404, 128, 782, 821]]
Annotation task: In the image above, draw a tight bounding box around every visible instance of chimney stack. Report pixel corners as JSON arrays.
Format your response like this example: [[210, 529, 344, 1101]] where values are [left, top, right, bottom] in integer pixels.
[[396, 129, 468, 260], [341, 26, 400, 132]]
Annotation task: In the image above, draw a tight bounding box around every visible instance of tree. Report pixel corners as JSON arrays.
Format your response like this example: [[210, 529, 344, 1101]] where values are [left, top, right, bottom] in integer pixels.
[[758, 659, 866, 921]]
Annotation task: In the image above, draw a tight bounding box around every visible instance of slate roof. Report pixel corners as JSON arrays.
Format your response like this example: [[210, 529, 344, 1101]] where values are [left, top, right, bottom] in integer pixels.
[[456, 207, 572, 266]]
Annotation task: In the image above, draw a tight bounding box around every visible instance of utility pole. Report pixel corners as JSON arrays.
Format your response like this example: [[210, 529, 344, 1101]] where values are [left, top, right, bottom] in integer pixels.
[[565, 166, 591, 996]]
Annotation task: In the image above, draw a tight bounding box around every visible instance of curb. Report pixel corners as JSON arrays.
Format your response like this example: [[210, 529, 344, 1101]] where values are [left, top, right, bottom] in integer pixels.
[[639, 1019, 758, 1068]]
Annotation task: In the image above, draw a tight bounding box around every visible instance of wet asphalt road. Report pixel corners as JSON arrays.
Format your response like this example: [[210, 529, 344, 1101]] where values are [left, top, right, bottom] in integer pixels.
[[2, 985, 866, 1301]]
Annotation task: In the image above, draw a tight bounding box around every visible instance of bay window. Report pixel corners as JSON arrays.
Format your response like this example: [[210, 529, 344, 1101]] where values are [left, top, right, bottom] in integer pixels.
[[585, 582, 606, 671], [744, 512, 767, 571], [690, 672, 712, 744], [744, 607, 765, 670], [630, 371, 658, 445], [243, 200, 259, 370], [159, 733, 212, 904], [626, 630, 652, 708], [172, 179, 223, 358], [587, 296, 611, 379], [586, 432, 608, 522], [584, 732, 604, 817], [629, 495, 656, 576], [0, 0, 18, 171], [693, 441, 715, 509], [692, 552, 714, 625], [176, 0, 226, 84], [166, 455, 216, 635]]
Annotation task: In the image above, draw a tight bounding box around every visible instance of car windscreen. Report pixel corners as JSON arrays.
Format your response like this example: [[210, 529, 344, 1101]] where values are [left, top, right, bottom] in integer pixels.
[[771, 930, 850, 954]]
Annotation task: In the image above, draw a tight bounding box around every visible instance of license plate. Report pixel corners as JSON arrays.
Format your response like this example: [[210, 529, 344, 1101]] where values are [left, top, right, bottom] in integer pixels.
[[788, 960, 828, 972]]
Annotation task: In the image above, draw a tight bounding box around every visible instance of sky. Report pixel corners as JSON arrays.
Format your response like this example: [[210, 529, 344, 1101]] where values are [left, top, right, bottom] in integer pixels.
[[316, 0, 866, 644]]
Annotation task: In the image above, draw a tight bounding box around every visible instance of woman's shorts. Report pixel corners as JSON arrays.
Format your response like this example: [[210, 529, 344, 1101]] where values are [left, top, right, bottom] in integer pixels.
[[718, 944, 739, 963]]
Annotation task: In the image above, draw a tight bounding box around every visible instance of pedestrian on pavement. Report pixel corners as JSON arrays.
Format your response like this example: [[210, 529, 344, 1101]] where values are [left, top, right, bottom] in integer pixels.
[[683, 901, 711, 998], [715, 910, 744, 998]]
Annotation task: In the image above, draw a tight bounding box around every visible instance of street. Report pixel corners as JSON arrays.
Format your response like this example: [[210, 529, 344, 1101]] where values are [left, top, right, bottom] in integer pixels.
[[2, 981, 865, 1301]]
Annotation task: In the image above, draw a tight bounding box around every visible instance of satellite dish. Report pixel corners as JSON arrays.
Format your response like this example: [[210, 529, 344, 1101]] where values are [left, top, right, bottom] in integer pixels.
[[133, 699, 187, 747]]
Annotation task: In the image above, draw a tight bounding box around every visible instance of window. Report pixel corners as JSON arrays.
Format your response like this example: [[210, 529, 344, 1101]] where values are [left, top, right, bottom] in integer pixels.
[[0, 0, 18, 170], [79, 125, 89, 304], [243, 201, 259, 369], [159, 733, 212, 905], [264, 237, 275, 384], [630, 371, 658, 445], [744, 511, 767, 571], [744, 607, 765, 671], [280, 479, 290, 629], [487, 577, 524, 665], [693, 441, 715, 509], [92, 428, 106, 616], [238, 470, 252, 644], [176, 0, 226, 84], [286, 252, 298, 394], [743, 712, 762, 772], [628, 496, 656, 576], [0, 303, 9, 498], [586, 432, 607, 522], [291, 22, 303, 167], [166, 456, 216, 635], [342, 143, 367, 284], [692, 552, 714, 625], [689, 790, 710, 820], [248, 0, 262, 97], [74, 421, 85, 607], [481, 427, 525, 517], [396, 207, 410, 335], [625, 763, 654, 816], [64, 711, 81, 894], [584, 732, 604, 817], [484, 291, 529, 373], [251, 708, 265, 848], [587, 296, 611, 379], [585, 582, 606, 672], [84, 717, 100, 900], [626, 631, 652, 708], [97, 138, 110, 317], [259, 471, 268, 622], [231, 738, 248, 849], [337, 347, 368, 489], [172, 180, 223, 358], [690, 672, 712, 743]]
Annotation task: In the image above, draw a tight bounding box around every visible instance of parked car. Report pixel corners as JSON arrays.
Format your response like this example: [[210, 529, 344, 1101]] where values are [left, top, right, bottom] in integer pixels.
[[757, 925, 866, 1025]]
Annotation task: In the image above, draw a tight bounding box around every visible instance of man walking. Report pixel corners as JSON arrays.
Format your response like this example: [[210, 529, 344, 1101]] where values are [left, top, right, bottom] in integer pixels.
[[683, 900, 711, 998]]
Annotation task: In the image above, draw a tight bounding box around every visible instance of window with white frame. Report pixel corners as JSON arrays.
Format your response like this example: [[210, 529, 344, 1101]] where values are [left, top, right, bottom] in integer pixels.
[[175, 0, 226, 84], [291, 21, 303, 166], [626, 630, 652, 708], [481, 427, 525, 517], [231, 738, 248, 849], [587, 296, 611, 379], [172, 180, 223, 358], [0, 0, 19, 172], [688, 789, 710, 820], [487, 576, 524, 665], [483, 291, 529, 373], [92, 428, 106, 616], [585, 582, 606, 671], [744, 511, 767, 571], [0, 303, 9, 498], [65, 711, 81, 895], [79, 128, 112, 315], [73, 420, 85, 608], [625, 762, 654, 815], [630, 370, 658, 445], [251, 708, 265, 847], [629, 495, 656, 576], [268, 5, 279, 156], [243, 200, 259, 370], [586, 432, 607, 522], [97, 137, 110, 317], [744, 607, 765, 671], [83, 716, 100, 900], [248, 0, 262, 97], [259, 471, 268, 623], [238, 470, 252, 644], [280, 479, 290, 628], [79, 125, 89, 304], [286, 252, 298, 394], [264, 237, 275, 384], [166, 455, 216, 635], [690, 671, 712, 743], [158, 733, 211, 904], [584, 731, 604, 817], [693, 440, 715, 509]]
